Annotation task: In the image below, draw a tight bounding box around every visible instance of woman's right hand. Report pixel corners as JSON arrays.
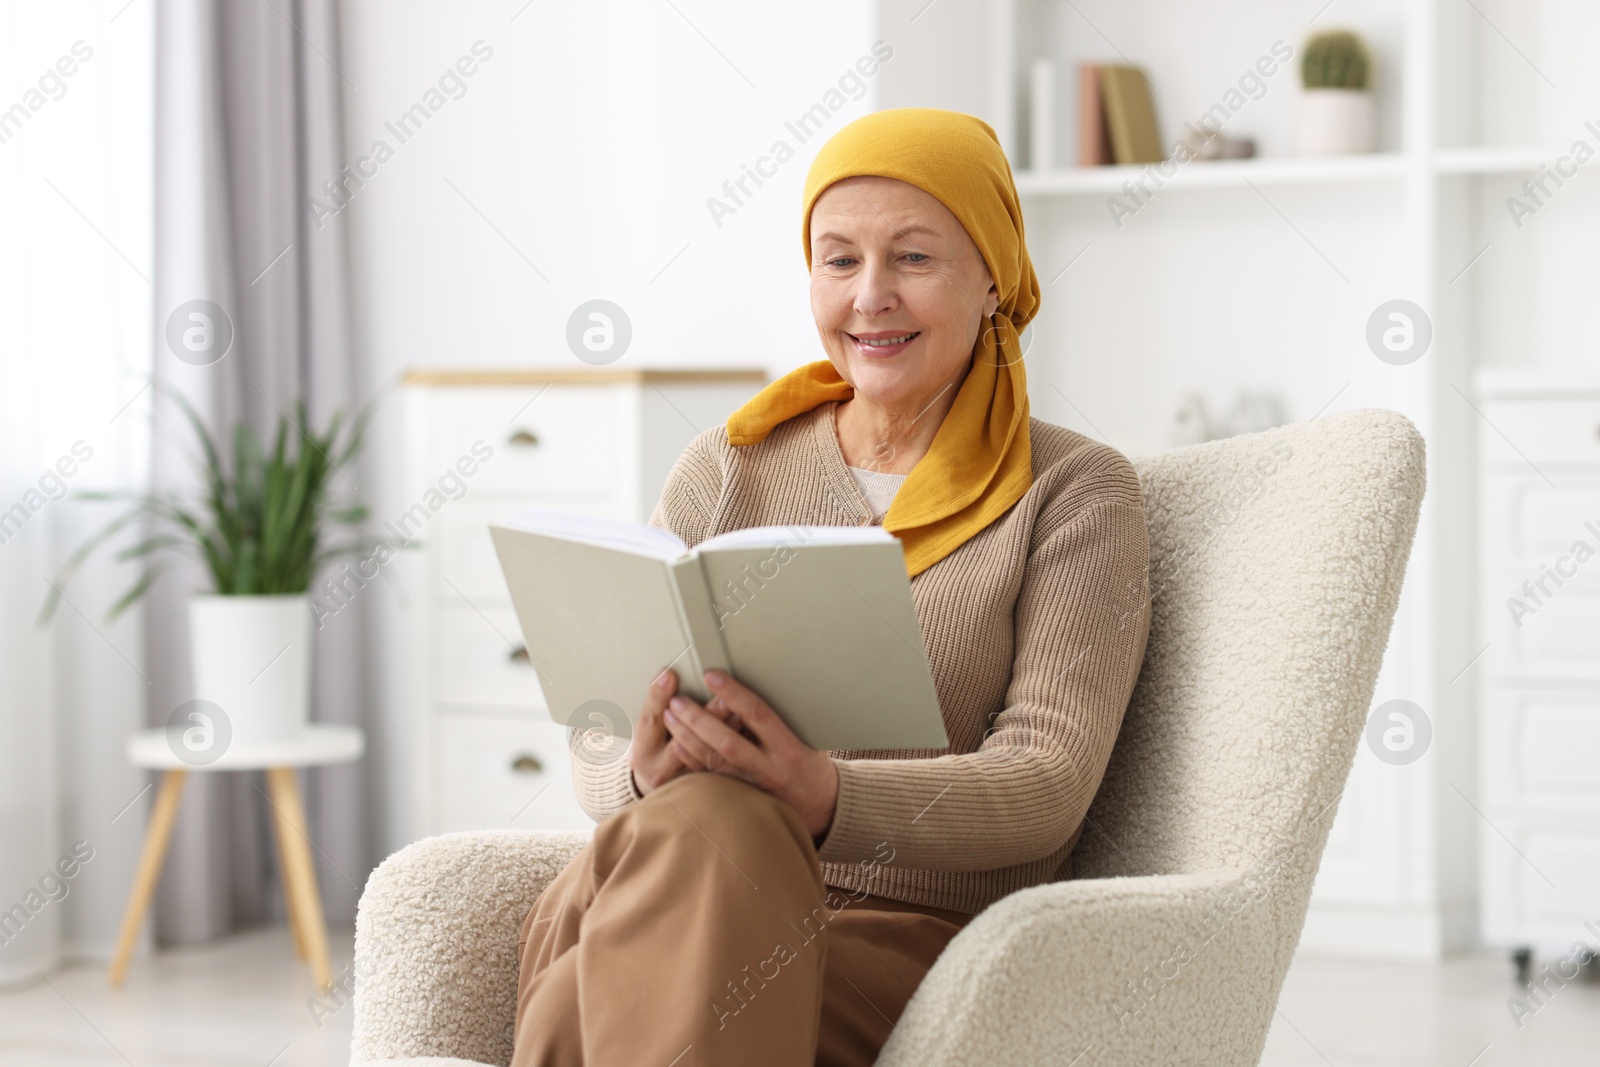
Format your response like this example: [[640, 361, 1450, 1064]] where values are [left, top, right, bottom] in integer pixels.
[[630, 667, 736, 796]]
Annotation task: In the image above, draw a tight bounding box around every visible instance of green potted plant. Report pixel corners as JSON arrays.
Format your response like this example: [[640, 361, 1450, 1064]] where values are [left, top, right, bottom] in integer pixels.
[[1297, 29, 1375, 156], [41, 388, 371, 748]]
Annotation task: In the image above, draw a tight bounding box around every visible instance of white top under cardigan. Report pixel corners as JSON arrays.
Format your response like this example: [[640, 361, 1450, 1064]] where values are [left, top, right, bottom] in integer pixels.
[[846, 464, 908, 523]]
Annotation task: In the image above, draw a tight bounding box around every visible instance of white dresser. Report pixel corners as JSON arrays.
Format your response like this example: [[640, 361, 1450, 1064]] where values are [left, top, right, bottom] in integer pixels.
[[400, 368, 766, 839], [1475, 368, 1600, 957]]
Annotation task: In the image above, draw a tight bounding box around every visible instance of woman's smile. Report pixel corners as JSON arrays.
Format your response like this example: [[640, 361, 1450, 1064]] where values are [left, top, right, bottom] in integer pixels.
[[848, 329, 921, 357]]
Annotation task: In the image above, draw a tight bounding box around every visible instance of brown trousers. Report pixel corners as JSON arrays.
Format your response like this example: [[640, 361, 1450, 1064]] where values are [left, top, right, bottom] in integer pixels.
[[511, 771, 971, 1066]]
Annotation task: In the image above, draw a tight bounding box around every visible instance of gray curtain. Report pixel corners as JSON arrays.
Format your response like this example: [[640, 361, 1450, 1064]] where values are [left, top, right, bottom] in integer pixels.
[[151, 0, 369, 942]]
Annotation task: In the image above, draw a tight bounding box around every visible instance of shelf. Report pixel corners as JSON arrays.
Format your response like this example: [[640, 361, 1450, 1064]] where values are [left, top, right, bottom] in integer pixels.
[[1434, 145, 1558, 175], [1011, 146, 1565, 196], [1473, 366, 1600, 397], [1013, 153, 1408, 195]]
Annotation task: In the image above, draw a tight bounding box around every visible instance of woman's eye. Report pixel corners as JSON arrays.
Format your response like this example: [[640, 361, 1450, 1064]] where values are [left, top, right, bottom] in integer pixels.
[[826, 257, 854, 268], [903, 252, 928, 263]]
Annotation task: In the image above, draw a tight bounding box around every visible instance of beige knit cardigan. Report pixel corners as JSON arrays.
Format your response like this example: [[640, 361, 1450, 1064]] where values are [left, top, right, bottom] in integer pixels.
[[568, 399, 1152, 915]]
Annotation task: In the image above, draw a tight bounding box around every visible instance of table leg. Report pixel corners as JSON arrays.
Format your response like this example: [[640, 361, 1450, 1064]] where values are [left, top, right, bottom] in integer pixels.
[[107, 769, 188, 987], [265, 766, 333, 992], [268, 785, 308, 960]]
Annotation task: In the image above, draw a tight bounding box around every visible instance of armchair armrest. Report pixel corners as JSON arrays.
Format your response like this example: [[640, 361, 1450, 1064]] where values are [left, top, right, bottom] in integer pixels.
[[877, 868, 1283, 1067], [351, 829, 590, 1066]]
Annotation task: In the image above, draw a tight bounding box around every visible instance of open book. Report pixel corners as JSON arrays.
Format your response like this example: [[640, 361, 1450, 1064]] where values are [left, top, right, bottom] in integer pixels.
[[488, 507, 949, 752]]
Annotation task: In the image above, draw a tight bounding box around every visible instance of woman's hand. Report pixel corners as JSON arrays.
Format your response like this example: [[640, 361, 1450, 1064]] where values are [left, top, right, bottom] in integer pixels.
[[662, 669, 840, 842], [630, 667, 738, 797]]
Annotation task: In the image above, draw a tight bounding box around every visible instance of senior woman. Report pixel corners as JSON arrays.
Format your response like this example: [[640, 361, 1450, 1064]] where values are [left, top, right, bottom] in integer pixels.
[[511, 107, 1151, 1066]]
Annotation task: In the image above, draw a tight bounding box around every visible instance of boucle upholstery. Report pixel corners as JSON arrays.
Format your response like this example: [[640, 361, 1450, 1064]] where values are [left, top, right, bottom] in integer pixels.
[[351, 407, 1425, 1066]]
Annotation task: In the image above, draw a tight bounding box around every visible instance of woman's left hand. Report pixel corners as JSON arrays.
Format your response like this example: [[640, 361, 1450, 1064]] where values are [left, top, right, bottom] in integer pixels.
[[663, 669, 840, 842]]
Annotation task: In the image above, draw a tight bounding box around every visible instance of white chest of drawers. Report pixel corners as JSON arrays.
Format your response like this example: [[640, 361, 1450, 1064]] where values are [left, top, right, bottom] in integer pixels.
[[1475, 368, 1600, 956], [400, 368, 765, 840]]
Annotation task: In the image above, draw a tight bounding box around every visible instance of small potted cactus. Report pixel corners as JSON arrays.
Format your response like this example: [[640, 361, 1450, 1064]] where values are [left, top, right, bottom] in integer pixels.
[[1297, 29, 1375, 156]]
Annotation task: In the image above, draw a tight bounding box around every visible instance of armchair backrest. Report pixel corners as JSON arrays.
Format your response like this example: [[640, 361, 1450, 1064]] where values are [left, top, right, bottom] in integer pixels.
[[1073, 408, 1424, 957]]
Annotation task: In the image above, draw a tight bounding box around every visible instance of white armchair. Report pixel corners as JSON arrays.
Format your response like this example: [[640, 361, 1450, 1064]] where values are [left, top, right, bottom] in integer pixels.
[[350, 407, 1426, 1066]]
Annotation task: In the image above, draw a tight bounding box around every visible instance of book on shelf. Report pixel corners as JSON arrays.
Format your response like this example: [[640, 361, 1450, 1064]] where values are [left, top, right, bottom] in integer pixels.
[[1077, 62, 1115, 165], [488, 507, 950, 753], [1096, 64, 1165, 165]]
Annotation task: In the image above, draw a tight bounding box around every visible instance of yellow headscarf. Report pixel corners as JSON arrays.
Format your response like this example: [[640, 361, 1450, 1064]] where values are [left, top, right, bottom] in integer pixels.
[[724, 107, 1039, 578]]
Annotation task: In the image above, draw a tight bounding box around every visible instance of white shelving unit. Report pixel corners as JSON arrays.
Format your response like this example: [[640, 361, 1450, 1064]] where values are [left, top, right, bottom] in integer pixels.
[[876, 0, 1600, 957]]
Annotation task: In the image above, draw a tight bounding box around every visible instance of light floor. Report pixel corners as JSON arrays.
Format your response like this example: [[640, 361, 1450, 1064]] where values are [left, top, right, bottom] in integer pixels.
[[0, 929, 1596, 1065], [1259, 947, 1600, 1067], [0, 926, 356, 1066]]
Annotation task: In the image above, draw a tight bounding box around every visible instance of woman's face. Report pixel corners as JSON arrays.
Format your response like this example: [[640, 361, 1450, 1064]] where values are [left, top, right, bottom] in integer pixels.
[[808, 175, 998, 413]]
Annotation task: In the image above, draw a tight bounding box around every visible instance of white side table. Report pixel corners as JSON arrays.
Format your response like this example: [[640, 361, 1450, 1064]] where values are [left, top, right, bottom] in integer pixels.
[[108, 724, 364, 992]]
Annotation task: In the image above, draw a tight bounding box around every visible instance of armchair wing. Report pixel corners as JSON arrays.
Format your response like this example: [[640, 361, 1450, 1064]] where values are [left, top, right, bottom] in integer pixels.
[[351, 829, 590, 1066], [877, 868, 1284, 1067]]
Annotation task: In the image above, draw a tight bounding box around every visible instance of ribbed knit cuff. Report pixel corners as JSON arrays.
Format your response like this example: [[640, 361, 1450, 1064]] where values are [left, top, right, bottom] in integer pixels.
[[814, 757, 881, 866]]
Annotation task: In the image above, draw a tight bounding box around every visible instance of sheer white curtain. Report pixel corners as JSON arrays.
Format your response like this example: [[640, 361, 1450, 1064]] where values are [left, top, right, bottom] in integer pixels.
[[0, 1, 153, 982]]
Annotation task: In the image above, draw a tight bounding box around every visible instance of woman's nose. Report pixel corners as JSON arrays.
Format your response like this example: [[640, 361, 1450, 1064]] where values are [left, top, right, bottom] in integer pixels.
[[852, 259, 897, 318]]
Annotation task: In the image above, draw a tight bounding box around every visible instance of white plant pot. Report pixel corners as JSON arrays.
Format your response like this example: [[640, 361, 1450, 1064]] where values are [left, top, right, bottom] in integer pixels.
[[189, 594, 313, 748], [1296, 88, 1375, 156]]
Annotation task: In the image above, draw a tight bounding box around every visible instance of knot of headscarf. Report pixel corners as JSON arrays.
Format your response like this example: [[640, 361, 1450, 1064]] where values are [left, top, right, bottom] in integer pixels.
[[723, 107, 1039, 578]]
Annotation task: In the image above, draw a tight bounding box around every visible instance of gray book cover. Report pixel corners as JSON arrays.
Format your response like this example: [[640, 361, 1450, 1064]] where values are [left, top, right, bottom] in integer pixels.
[[488, 508, 949, 752]]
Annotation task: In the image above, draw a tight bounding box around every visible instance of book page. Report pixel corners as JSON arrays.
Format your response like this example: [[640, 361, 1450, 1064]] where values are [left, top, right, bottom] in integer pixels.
[[497, 505, 687, 558], [695, 536, 948, 751], [699, 523, 896, 551], [489, 522, 693, 734]]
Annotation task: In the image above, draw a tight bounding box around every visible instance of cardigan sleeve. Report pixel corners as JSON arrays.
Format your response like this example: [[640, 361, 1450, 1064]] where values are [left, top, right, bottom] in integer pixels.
[[814, 481, 1152, 873], [567, 429, 726, 823]]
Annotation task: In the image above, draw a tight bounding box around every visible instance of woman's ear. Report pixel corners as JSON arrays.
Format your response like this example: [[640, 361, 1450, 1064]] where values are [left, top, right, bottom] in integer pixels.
[[984, 284, 999, 319]]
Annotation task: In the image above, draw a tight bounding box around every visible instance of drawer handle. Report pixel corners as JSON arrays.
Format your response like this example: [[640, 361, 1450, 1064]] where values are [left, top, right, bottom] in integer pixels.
[[509, 645, 531, 665], [511, 753, 543, 774], [509, 429, 540, 447]]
